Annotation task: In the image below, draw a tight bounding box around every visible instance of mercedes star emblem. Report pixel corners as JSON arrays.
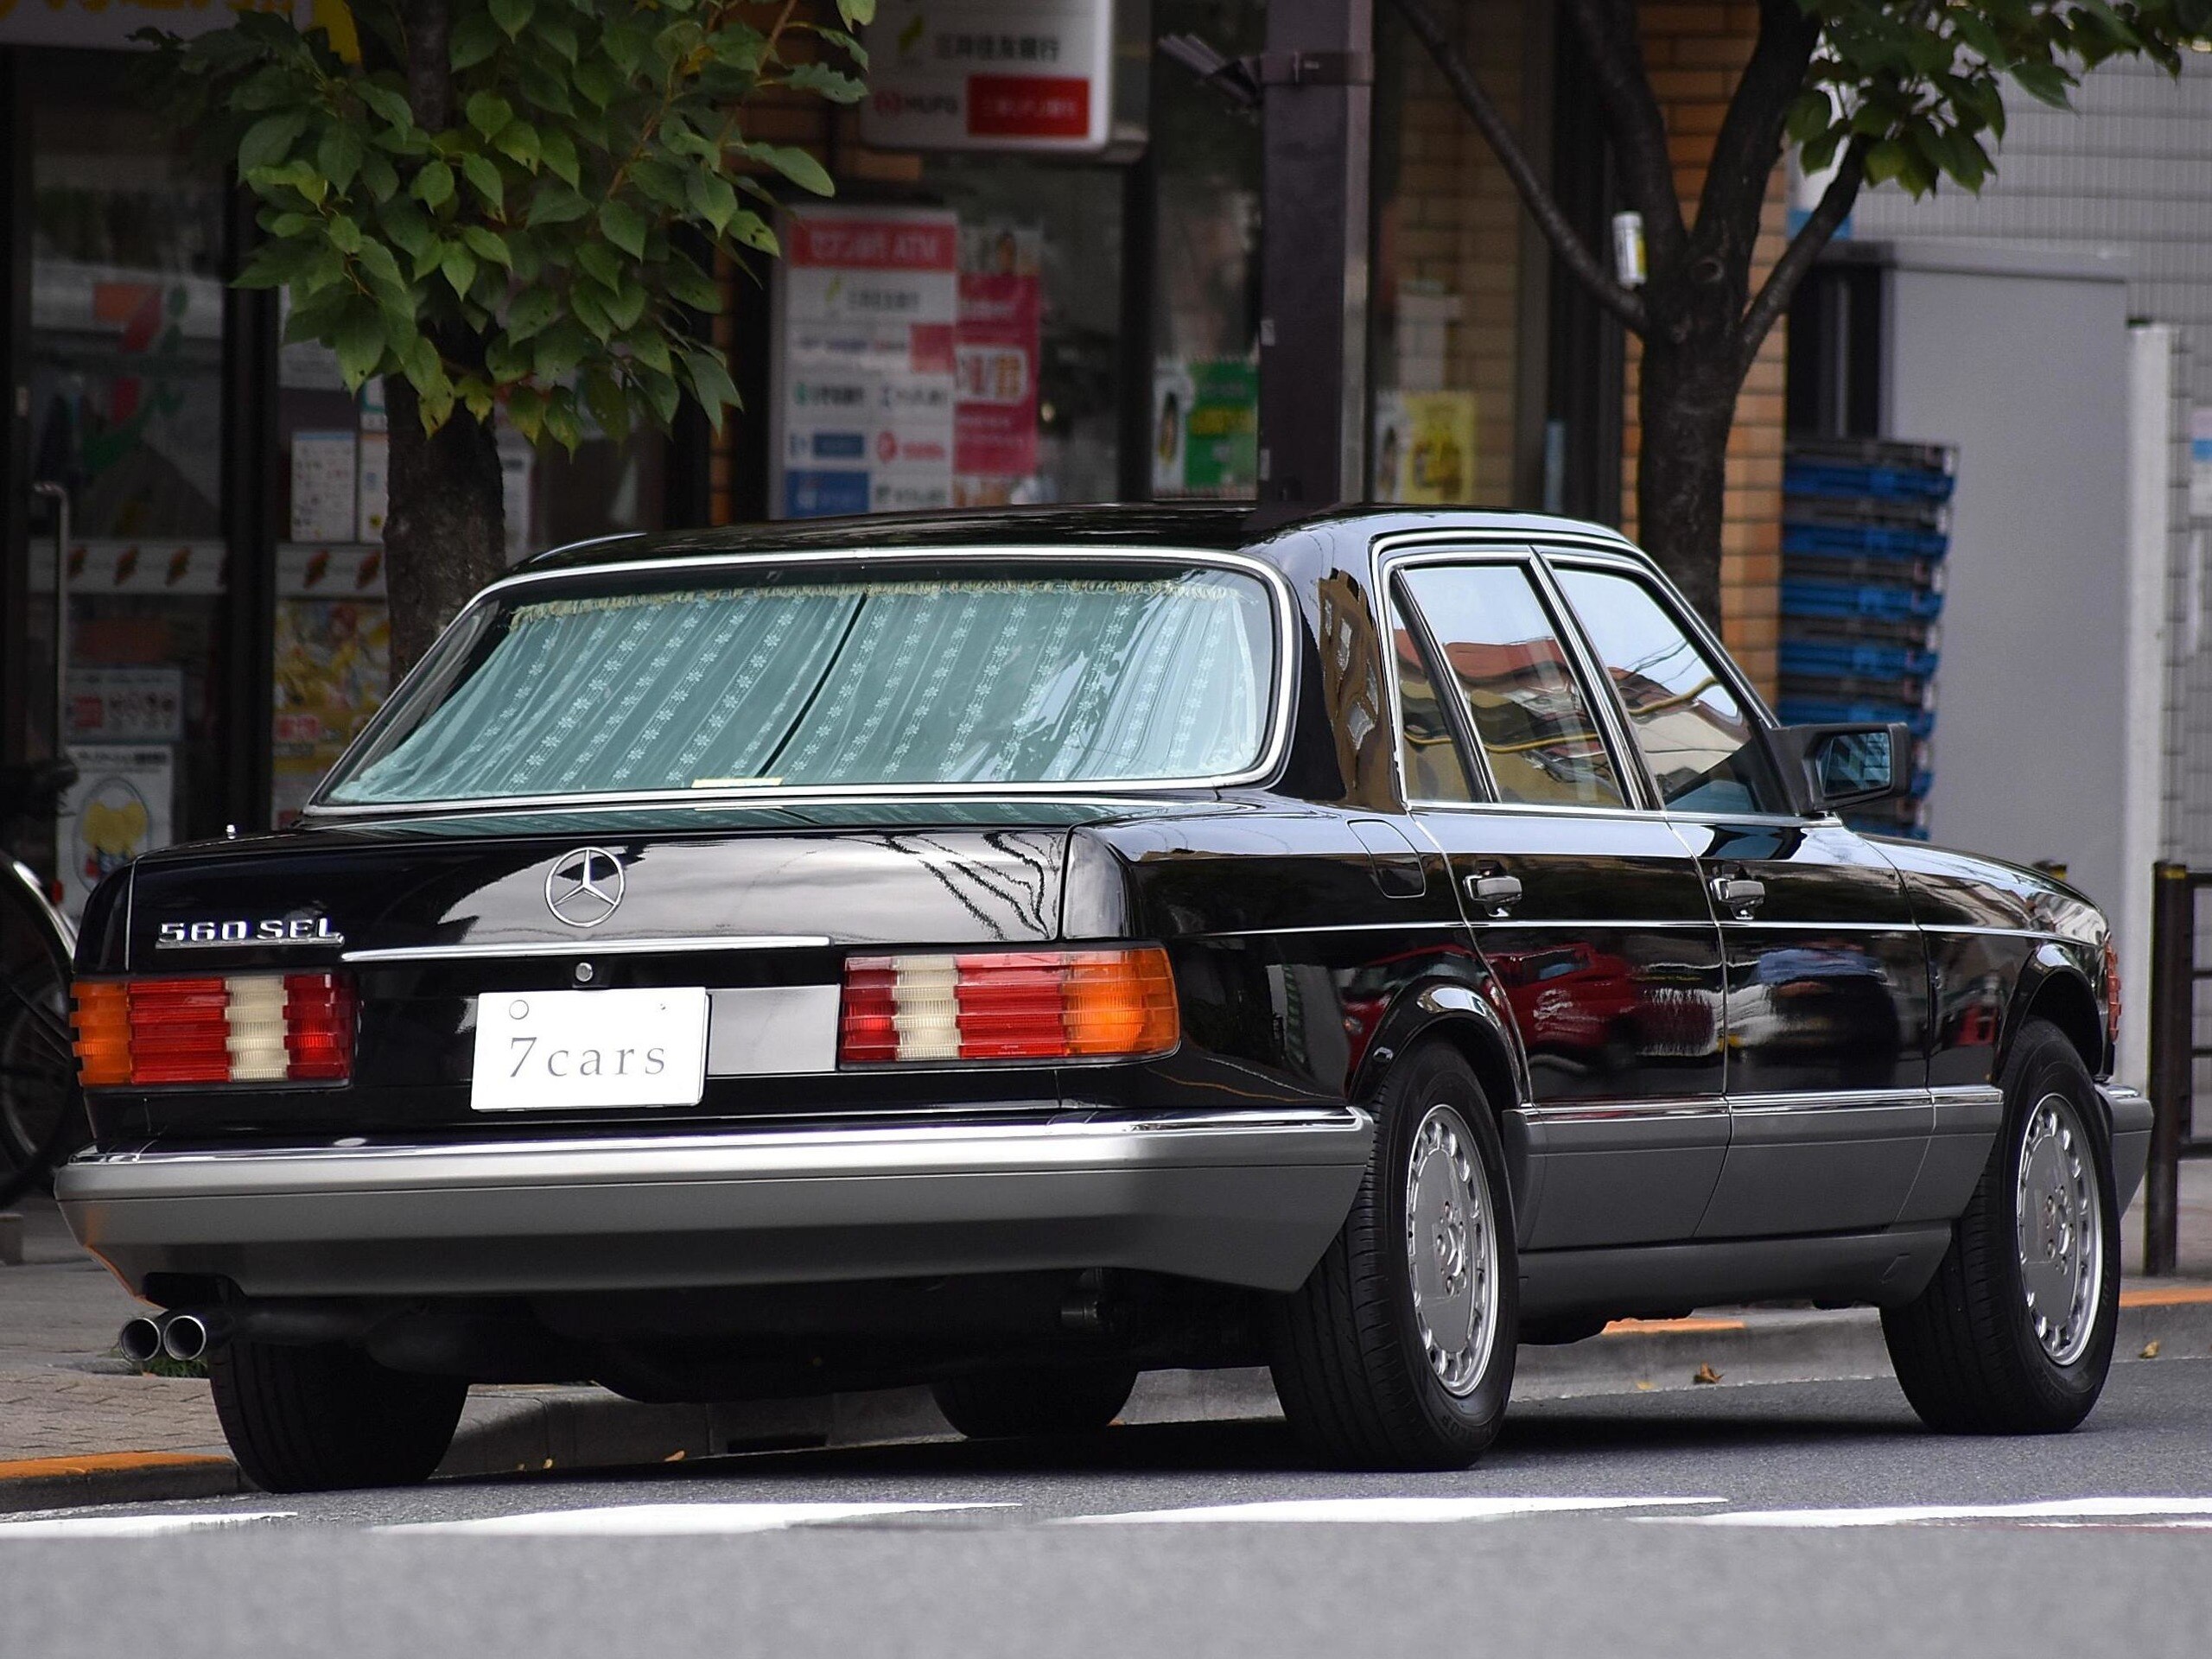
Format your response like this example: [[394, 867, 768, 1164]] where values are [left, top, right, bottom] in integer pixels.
[[545, 846, 625, 928]]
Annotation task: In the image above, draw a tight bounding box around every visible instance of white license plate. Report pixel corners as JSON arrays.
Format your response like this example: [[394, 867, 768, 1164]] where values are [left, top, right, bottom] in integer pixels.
[[471, 988, 709, 1111]]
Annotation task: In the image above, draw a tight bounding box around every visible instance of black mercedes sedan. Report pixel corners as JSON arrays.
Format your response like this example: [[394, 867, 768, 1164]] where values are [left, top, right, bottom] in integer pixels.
[[56, 505, 2150, 1489]]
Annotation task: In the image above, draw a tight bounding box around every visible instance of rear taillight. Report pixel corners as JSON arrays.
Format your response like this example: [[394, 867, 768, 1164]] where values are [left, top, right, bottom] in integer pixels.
[[72, 973, 356, 1088], [838, 948, 1179, 1065]]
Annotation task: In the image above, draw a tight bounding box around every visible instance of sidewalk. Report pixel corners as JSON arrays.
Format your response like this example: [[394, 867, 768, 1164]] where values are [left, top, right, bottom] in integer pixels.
[[4, 1160, 2210, 1510]]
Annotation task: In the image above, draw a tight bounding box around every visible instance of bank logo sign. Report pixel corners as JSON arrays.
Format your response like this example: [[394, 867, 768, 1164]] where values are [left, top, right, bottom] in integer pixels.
[[860, 0, 1115, 156]]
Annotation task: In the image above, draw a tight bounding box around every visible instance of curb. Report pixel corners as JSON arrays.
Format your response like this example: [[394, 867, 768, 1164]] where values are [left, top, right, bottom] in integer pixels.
[[10, 1283, 2212, 1514]]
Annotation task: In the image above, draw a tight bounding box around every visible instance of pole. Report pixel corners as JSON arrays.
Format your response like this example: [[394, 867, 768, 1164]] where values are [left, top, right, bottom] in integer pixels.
[[1256, 0, 1373, 509], [2145, 861, 2192, 1277]]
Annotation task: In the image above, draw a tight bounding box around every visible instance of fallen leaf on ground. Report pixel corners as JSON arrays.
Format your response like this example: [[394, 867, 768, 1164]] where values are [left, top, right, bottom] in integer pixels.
[[1692, 1363, 1722, 1385], [1633, 1380, 1656, 1392], [2140, 1338, 2162, 1359]]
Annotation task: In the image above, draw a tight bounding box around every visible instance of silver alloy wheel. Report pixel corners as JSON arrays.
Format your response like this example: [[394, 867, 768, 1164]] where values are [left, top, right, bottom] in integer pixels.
[[2016, 1090, 2103, 1366], [1405, 1104, 1498, 1396]]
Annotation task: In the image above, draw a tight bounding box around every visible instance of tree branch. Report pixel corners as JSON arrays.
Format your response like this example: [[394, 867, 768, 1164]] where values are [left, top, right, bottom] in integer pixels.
[[1738, 138, 1866, 369], [1558, 0, 1687, 268], [1694, 0, 1821, 277], [1383, 0, 1646, 335]]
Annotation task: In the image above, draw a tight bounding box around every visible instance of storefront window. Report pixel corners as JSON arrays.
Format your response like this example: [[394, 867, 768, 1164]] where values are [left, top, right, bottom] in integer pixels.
[[1148, 0, 1262, 500], [25, 92, 230, 913], [1369, 0, 1527, 508]]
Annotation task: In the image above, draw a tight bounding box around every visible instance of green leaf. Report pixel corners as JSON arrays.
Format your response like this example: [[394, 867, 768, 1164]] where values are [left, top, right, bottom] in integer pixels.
[[238, 111, 307, 174], [357, 81, 414, 131], [785, 61, 865, 104], [630, 157, 687, 211], [493, 119, 541, 171], [539, 129, 581, 188], [626, 330, 671, 373], [317, 122, 365, 194], [360, 150, 400, 202], [576, 240, 622, 290], [600, 197, 648, 258], [603, 278, 647, 334], [505, 283, 560, 341], [461, 224, 514, 267], [570, 283, 614, 342], [449, 8, 502, 70], [461, 151, 505, 212], [682, 346, 741, 429], [751, 143, 832, 197], [465, 92, 514, 140], [662, 254, 723, 310], [526, 181, 591, 226], [727, 209, 778, 256], [412, 158, 455, 208], [836, 0, 875, 26], [440, 239, 480, 299], [333, 306, 387, 390], [686, 168, 738, 234], [489, 0, 535, 39], [325, 214, 364, 254], [531, 319, 593, 379], [2009, 58, 2075, 109]]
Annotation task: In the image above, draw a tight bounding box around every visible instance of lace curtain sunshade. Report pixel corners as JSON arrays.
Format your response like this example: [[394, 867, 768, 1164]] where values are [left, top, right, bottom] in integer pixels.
[[332, 573, 1272, 804]]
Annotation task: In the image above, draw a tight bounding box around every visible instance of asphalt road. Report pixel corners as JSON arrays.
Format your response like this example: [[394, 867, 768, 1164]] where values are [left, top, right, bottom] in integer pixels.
[[11, 1361, 2212, 1659]]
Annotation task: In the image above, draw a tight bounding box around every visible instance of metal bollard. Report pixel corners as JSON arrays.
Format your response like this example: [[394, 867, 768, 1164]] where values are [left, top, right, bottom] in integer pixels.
[[2145, 862, 2194, 1277]]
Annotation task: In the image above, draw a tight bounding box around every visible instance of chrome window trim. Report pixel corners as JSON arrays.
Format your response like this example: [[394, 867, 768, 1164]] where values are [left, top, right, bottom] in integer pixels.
[[1726, 1090, 1930, 1117], [302, 545, 1299, 818], [342, 934, 834, 963], [1378, 544, 1657, 815]]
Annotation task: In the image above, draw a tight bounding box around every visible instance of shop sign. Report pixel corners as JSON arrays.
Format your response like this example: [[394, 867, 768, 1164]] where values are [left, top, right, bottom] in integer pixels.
[[56, 746, 173, 924], [271, 578, 391, 826], [954, 270, 1040, 481], [1374, 391, 1478, 504], [773, 205, 959, 519], [66, 667, 184, 744], [2191, 407, 2212, 520], [1151, 359, 1257, 497], [0, 0, 304, 51], [861, 0, 1114, 155], [27, 540, 228, 595]]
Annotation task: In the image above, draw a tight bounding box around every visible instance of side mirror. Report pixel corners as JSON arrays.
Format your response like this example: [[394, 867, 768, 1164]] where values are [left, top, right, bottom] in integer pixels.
[[1770, 722, 1910, 815]]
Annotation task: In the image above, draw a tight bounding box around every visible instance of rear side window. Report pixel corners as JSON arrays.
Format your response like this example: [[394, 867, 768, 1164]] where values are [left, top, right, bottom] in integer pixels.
[[1388, 594, 1472, 803], [323, 564, 1276, 804], [1395, 564, 1626, 809], [1551, 566, 1783, 816]]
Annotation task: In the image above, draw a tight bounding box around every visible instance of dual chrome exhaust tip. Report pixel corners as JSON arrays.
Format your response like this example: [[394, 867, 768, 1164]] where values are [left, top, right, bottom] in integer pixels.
[[118, 1311, 218, 1365]]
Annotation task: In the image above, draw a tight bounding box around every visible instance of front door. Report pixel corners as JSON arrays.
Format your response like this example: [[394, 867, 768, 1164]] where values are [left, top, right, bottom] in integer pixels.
[[1, 48, 238, 911], [1389, 554, 1728, 1250], [1546, 558, 1933, 1239]]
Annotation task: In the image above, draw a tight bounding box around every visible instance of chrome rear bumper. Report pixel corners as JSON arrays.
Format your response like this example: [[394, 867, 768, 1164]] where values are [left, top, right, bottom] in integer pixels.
[[56, 1109, 1374, 1300]]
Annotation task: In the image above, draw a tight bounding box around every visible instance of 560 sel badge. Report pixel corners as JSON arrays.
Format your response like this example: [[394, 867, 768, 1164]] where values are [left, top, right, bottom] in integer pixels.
[[155, 917, 346, 948]]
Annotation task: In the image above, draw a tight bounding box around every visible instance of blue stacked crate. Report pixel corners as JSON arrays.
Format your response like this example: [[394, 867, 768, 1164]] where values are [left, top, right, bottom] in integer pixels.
[[1779, 437, 1955, 838]]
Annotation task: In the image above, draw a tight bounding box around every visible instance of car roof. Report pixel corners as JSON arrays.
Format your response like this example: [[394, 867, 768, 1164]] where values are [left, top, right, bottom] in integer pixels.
[[518, 504, 1646, 579]]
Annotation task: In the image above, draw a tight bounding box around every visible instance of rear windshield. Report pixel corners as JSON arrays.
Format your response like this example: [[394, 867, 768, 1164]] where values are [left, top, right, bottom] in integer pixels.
[[320, 563, 1277, 805]]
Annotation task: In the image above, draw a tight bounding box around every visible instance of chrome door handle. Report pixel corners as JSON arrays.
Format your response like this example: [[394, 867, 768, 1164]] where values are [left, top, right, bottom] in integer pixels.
[[1465, 871, 1522, 917], [1712, 874, 1765, 918]]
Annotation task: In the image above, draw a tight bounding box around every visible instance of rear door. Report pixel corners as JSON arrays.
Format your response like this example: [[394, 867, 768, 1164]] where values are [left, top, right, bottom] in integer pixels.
[[1544, 556, 1933, 1239], [1387, 550, 1727, 1249]]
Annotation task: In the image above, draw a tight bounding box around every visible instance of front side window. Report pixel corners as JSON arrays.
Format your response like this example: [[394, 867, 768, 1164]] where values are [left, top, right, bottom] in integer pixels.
[[1552, 566, 1782, 816], [321, 564, 1275, 804], [1395, 563, 1626, 809]]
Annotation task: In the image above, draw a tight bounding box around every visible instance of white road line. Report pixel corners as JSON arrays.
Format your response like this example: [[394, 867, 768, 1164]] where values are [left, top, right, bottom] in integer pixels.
[[0, 1510, 296, 1539], [1060, 1496, 1726, 1526], [1650, 1497, 2212, 1529], [376, 1501, 1014, 1536]]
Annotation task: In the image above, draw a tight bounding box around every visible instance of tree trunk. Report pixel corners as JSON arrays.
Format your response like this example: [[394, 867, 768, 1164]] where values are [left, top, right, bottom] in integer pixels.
[[381, 375, 506, 675], [1632, 324, 1740, 630]]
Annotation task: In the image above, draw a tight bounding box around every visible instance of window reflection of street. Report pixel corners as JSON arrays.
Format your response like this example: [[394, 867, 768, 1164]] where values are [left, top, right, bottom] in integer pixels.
[[1728, 934, 1904, 1092]]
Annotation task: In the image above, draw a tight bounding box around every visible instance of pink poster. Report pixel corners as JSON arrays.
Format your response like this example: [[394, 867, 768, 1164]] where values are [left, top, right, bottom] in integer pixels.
[[955, 271, 1040, 480]]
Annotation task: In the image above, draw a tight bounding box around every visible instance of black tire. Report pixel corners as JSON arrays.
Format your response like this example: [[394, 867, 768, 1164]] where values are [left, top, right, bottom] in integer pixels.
[[1882, 1018, 2120, 1434], [1267, 1042, 1519, 1471], [931, 1362, 1137, 1440], [209, 1339, 467, 1492]]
